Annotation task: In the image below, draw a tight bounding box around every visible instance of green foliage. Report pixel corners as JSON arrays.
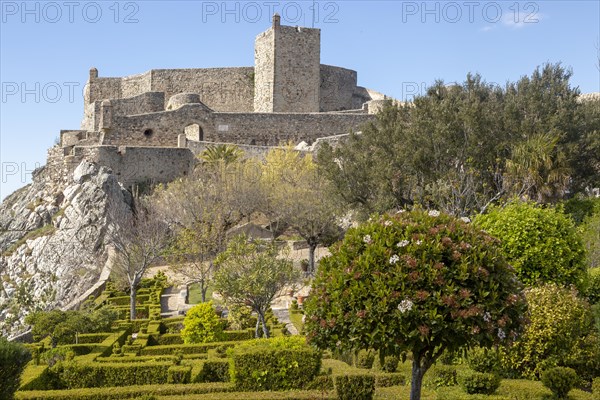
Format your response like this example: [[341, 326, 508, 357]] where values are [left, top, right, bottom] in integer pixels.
[[14, 382, 233, 400], [375, 354, 399, 373], [58, 361, 172, 388], [586, 268, 600, 304], [214, 235, 299, 339], [562, 197, 600, 226], [305, 209, 527, 400], [499, 284, 596, 380], [0, 337, 31, 400], [467, 347, 500, 373], [354, 350, 375, 369], [228, 336, 321, 391], [334, 375, 375, 400], [541, 367, 578, 399], [181, 302, 224, 344], [375, 373, 406, 388], [25, 307, 119, 347], [226, 305, 254, 330], [474, 201, 586, 288], [581, 211, 600, 269], [460, 371, 501, 395], [198, 361, 230, 382], [167, 365, 192, 384], [430, 365, 458, 388], [593, 377, 600, 400]]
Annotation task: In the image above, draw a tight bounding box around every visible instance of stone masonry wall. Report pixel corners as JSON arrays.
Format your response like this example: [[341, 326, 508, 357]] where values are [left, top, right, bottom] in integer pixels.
[[102, 104, 373, 147], [320, 65, 359, 112], [254, 26, 275, 112], [272, 25, 320, 113], [87, 68, 254, 113]]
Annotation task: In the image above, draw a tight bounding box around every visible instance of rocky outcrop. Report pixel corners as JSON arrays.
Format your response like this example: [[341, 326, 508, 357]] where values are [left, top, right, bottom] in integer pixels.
[[0, 161, 133, 338]]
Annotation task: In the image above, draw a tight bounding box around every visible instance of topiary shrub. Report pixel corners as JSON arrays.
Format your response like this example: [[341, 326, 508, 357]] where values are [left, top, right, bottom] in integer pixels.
[[335, 375, 375, 400], [375, 373, 406, 387], [468, 347, 500, 373], [0, 337, 31, 400], [354, 350, 375, 369], [198, 360, 230, 382], [229, 336, 321, 391], [167, 365, 191, 384], [181, 302, 224, 344], [381, 355, 399, 373], [305, 210, 528, 400], [460, 371, 501, 395], [541, 367, 578, 399], [474, 201, 586, 288], [431, 365, 457, 387], [499, 284, 596, 379], [593, 377, 600, 400]]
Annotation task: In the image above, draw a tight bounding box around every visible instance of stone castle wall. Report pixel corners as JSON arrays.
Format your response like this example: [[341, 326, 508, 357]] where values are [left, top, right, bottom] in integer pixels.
[[101, 104, 373, 147]]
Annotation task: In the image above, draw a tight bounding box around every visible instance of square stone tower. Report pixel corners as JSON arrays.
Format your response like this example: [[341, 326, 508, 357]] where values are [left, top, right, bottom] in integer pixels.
[[254, 14, 321, 113]]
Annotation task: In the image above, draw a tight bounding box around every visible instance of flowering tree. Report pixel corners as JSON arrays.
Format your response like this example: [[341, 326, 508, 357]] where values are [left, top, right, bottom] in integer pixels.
[[304, 210, 527, 400]]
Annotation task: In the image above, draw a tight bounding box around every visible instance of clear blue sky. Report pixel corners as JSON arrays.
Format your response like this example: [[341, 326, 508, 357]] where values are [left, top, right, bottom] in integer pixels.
[[1, 1, 599, 200]]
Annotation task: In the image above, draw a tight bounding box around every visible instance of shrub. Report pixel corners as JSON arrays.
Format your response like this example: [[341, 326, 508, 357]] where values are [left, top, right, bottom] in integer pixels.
[[306, 374, 334, 391], [168, 365, 192, 384], [541, 367, 578, 399], [226, 305, 254, 330], [198, 361, 230, 382], [58, 361, 172, 388], [460, 371, 501, 395], [156, 334, 184, 345], [586, 268, 600, 305], [593, 377, 600, 400], [474, 201, 586, 288], [354, 350, 375, 369], [499, 284, 596, 379], [381, 355, 399, 373], [431, 365, 457, 387], [229, 336, 321, 391], [334, 375, 375, 400], [0, 337, 31, 399], [375, 373, 406, 387], [181, 302, 224, 344], [467, 347, 500, 373]]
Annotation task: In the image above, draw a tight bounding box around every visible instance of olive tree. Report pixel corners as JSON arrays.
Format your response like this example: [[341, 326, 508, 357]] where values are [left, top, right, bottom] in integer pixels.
[[304, 210, 527, 400], [214, 235, 299, 338]]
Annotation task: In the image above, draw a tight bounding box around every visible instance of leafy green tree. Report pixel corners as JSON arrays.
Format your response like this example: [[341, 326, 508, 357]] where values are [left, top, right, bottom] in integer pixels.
[[200, 144, 244, 166], [304, 210, 527, 400], [581, 211, 600, 270], [499, 284, 598, 380], [181, 301, 224, 343], [474, 201, 586, 288], [214, 235, 299, 338], [0, 337, 31, 400], [262, 147, 343, 274]]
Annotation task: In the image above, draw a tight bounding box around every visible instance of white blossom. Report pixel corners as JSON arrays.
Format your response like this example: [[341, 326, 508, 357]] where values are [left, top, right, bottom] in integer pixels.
[[384, 220, 393, 227], [415, 240, 423, 245], [396, 209, 406, 214], [428, 210, 441, 217], [363, 235, 372, 244], [497, 328, 506, 340], [460, 216, 471, 223], [397, 240, 409, 248], [398, 299, 414, 313], [389, 254, 400, 265], [483, 312, 491, 323]]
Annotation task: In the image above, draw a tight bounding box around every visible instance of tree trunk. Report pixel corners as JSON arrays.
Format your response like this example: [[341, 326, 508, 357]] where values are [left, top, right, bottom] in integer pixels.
[[257, 310, 270, 338], [200, 279, 208, 303], [255, 315, 261, 338], [410, 358, 427, 400], [130, 285, 137, 320], [308, 241, 317, 275]]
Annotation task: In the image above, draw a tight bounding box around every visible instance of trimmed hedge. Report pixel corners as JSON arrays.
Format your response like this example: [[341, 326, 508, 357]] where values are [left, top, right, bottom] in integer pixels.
[[141, 342, 237, 356], [156, 334, 184, 346], [221, 329, 255, 342], [375, 373, 406, 388], [168, 366, 192, 384], [229, 337, 322, 391], [334, 375, 375, 400], [15, 382, 234, 400], [58, 361, 172, 388], [76, 334, 111, 344], [460, 371, 501, 395], [107, 295, 150, 306], [197, 361, 230, 383], [541, 367, 578, 399]]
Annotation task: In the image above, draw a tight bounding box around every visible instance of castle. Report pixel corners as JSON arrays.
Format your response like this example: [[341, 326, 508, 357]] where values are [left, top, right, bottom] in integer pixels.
[[48, 15, 390, 188]]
